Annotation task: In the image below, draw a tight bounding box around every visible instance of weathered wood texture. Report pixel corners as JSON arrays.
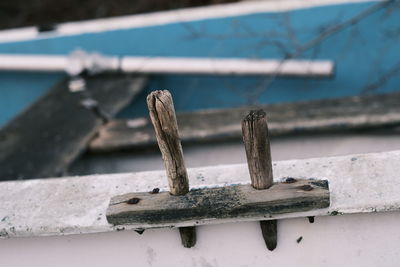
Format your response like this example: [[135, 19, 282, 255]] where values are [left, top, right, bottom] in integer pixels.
[[90, 92, 400, 152], [242, 109, 277, 251], [179, 227, 197, 248], [242, 110, 273, 190], [146, 90, 189, 196], [0, 74, 147, 181], [146, 90, 196, 248], [260, 220, 277, 251], [106, 179, 330, 226]]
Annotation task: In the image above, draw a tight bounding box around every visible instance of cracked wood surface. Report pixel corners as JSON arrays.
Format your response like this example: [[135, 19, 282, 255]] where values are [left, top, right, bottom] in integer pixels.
[[242, 109, 277, 250], [146, 90, 196, 247], [106, 179, 330, 226], [146, 90, 189, 196], [241, 109, 273, 190]]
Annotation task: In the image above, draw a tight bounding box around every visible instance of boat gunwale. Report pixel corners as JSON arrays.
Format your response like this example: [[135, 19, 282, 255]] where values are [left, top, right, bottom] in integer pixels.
[[1, 149, 399, 239]]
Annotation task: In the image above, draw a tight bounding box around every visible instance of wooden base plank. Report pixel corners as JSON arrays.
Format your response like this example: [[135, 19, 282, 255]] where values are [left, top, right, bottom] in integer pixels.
[[106, 179, 329, 227]]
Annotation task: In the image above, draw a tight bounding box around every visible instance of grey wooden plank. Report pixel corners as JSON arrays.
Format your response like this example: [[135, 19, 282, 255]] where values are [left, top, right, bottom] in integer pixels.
[[90, 92, 400, 152], [106, 178, 330, 227], [0, 74, 147, 181]]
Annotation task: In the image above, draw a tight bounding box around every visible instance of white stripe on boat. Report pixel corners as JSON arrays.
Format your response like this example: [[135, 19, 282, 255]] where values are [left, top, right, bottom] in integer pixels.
[[0, 53, 334, 77], [0, 0, 376, 44]]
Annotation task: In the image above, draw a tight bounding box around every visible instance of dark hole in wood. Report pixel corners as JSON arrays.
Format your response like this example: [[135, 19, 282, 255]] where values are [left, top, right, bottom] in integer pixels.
[[297, 185, 313, 191], [126, 197, 141, 204]]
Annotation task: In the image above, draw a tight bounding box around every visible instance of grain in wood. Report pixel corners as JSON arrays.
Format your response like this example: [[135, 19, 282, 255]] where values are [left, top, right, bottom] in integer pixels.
[[242, 109, 277, 251], [241, 109, 273, 190], [106, 180, 330, 226], [146, 90, 196, 247], [146, 90, 189, 195]]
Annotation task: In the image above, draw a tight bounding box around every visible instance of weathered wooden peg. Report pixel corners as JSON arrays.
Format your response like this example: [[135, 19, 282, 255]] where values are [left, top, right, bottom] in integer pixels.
[[242, 109, 277, 251], [107, 104, 330, 248], [146, 90, 196, 248], [106, 97, 329, 252]]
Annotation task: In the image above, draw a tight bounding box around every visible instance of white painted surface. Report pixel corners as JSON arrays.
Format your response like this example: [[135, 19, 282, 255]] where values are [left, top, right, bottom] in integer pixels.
[[121, 58, 333, 76], [0, 0, 374, 43], [1, 134, 400, 266], [1, 212, 400, 267], [0, 55, 67, 72], [0, 54, 333, 77], [2, 149, 400, 237]]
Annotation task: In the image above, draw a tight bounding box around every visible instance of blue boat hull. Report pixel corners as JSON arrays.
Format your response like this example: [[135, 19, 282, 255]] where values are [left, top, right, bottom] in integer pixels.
[[0, 1, 399, 126]]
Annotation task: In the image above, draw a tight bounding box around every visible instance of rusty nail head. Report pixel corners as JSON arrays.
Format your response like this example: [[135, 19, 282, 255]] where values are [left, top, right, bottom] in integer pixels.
[[150, 188, 160, 194], [284, 177, 297, 184]]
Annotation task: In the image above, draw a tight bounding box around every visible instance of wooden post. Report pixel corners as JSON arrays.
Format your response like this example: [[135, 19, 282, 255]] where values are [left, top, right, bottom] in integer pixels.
[[242, 109, 277, 251], [146, 90, 196, 248]]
